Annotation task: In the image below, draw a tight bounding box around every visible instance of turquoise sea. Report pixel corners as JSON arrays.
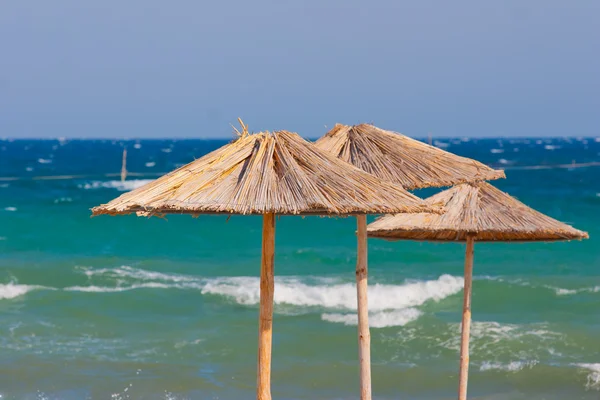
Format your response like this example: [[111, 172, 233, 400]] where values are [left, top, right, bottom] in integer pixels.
[[0, 137, 598, 399]]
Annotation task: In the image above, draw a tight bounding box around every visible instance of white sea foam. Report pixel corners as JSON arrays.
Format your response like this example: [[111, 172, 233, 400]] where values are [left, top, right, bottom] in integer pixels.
[[436, 321, 563, 353], [79, 180, 153, 191], [469, 322, 560, 343], [322, 308, 423, 328], [550, 285, 600, 296], [490, 148, 504, 154], [37, 158, 52, 164], [0, 183, 9, 188], [64, 282, 190, 293], [4, 207, 17, 212], [25, 167, 34, 172], [53, 197, 73, 204], [161, 148, 172, 153], [556, 288, 579, 295], [479, 360, 538, 372], [79, 265, 199, 283], [433, 140, 449, 148], [133, 143, 142, 149], [145, 161, 156, 167], [480, 276, 600, 296], [544, 144, 561, 150], [573, 363, 600, 390], [0, 283, 47, 299]]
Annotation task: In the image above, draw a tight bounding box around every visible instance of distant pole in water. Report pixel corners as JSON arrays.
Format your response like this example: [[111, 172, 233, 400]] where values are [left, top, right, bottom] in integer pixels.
[[428, 132, 433, 146], [121, 149, 127, 182]]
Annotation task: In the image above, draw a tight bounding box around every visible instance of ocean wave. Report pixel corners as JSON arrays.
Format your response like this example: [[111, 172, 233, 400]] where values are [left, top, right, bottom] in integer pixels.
[[479, 276, 600, 296], [63, 267, 462, 326], [479, 360, 538, 372], [383, 320, 568, 365], [4, 206, 17, 212], [437, 321, 563, 354], [573, 363, 600, 390], [201, 274, 463, 311], [0, 283, 48, 299], [78, 265, 199, 283], [322, 308, 423, 328], [5, 265, 464, 327], [63, 282, 201, 293], [547, 285, 600, 296], [78, 180, 153, 191], [544, 144, 561, 150], [469, 321, 561, 344]]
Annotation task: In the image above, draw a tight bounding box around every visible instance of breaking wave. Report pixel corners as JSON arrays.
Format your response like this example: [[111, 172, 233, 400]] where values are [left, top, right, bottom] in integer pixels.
[[78, 180, 153, 191], [322, 308, 423, 328], [202, 274, 463, 327], [0, 283, 49, 299], [573, 363, 600, 391], [479, 360, 538, 372], [201, 274, 463, 311], [552, 286, 600, 296]]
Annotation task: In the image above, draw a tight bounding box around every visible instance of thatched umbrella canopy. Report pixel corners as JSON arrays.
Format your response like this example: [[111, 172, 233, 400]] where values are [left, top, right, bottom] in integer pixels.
[[367, 181, 588, 400], [92, 125, 438, 400], [315, 123, 505, 400]]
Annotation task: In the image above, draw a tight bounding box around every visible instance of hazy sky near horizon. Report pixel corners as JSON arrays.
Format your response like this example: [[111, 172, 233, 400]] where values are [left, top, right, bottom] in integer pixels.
[[1, 1, 598, 138]]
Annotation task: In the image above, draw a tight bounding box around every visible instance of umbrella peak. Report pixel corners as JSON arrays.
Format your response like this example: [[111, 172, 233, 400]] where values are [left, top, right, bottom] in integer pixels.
[[315, 123, 505, 189]]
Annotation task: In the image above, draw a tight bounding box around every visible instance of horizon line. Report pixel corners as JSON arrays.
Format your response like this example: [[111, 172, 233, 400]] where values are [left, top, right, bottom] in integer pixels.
[[3, 135, 600, 141]]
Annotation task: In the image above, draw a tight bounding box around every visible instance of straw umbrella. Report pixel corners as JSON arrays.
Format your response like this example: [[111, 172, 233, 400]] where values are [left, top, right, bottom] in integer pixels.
[[366, 181, 589, 400], [92, 125, 439, 400], [315, 123, 505, 400]]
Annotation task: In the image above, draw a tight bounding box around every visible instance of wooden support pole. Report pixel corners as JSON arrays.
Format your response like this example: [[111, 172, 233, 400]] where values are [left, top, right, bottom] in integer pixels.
[[356, 215, 372, 400], [257, 213, 275, 400], [458, 235, 475, 400]]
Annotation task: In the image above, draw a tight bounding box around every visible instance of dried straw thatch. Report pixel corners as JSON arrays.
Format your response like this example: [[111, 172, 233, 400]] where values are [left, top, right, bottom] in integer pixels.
[[92, 129, 438, 217], [367, 181, 589, 242], [314, 123, 505, 189]]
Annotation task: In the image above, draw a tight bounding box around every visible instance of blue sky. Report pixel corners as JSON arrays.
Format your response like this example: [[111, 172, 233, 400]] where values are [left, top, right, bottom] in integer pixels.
[[1, 1, 598, 138]]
